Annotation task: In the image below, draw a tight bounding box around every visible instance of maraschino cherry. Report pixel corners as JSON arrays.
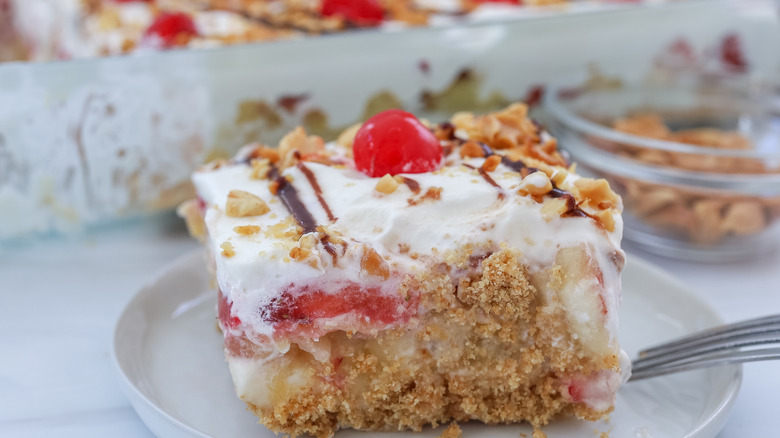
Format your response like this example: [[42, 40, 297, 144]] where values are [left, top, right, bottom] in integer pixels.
[[142, 11, 198, 49], [321, 0, 384, 26], [353, 109, 443, 177]]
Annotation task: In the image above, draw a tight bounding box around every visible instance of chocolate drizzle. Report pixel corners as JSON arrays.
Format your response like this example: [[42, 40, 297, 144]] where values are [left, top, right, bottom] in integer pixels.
[[401, 177, 421, 194], [437, 122, 457, 140], [500, 156, 528, 173], [271, 169, 318, 234], [321, 236, 338, 265], [478, 167, 506, 200], [478, 142, 494, 157], [269, 165, 341, 265], [297, 162, 336, 222], [463, 163, 505, 200]]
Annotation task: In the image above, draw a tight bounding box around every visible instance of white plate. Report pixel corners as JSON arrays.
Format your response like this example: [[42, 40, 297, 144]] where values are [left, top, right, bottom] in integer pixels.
[[113, 251, 741, 438]]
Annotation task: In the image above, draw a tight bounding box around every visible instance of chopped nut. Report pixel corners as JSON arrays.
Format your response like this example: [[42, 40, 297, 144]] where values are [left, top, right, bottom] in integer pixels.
[[613, 113, 670, 139], [692, 199, 726, 244], [269, 216, 303, 240], [98, 9, 121, 30], [671, 128, 752, 150], [459, 140, 486, 158], [375, 174, 400, 194], [629, 185, 679, 216], [247, 145, 280, 163], [595, 210, 616, 232], [220, 242, 235, 257], [278, 126, 325, 169], [360, 247, 390, 280], [481, 154, 501, 172], [250, 158, 271, 180], [574, 178, 619, 210], [176, 199, 206, 242], [550, 169, 568, 186], [234, 225, 261, 235], [289, 246, 311, 260], [517, 172, 552, 197], [644, 203, 696, 235], [316, 226, 345, 246], [722, 201, 766, 236], [268, 180, 281, 195], [226, 190, 270, 217], [541, 198, 568, 217]]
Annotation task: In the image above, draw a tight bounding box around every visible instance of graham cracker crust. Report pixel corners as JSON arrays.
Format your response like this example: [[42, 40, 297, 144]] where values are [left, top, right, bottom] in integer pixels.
[[237, 247, 618, 437]]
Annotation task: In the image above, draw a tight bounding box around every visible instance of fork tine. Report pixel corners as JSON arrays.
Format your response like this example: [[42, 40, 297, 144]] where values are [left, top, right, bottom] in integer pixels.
[[629, 347, 780, 381], [638, 314, 780, 359], [631, 332, 780, 371]]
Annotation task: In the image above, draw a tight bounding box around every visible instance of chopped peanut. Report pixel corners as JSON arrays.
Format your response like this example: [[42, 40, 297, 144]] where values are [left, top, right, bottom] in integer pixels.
[[481, 155, 501, 172], [226, 190, 270, 217], [234, 225, 261, 235], [360, 247, 390, 280], [250, 158, 271, 180], [459, 140, 485, 158], [220, 242, 235, 257], [375, 174, 400, 194]]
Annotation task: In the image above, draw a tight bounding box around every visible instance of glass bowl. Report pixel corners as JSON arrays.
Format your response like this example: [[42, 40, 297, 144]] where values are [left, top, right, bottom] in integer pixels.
[[544, 81, 780, 261]]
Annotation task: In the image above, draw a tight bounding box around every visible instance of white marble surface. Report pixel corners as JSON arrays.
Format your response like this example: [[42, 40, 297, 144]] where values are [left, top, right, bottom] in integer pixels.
[[1, 216, 778, 438]]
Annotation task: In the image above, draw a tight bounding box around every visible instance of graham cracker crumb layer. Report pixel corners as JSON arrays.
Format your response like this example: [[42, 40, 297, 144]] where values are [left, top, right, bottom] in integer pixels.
[[234, 248, 618, 437]]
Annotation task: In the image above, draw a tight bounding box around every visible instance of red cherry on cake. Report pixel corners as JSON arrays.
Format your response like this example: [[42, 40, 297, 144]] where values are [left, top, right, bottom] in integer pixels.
[[353, 109, 443, 177], [321, 0, 384, 26], [142, 11, 198, 49]]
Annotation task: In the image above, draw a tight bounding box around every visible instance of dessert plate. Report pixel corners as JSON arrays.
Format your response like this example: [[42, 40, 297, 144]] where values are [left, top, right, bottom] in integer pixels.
[[113, 250, 741, 438]]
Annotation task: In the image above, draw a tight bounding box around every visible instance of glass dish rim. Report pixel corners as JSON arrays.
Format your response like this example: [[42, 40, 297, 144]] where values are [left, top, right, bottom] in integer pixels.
[[544, 83, 780, 161]]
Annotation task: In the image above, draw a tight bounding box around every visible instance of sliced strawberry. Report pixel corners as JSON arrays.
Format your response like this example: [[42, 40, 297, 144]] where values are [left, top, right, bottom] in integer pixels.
[[263, 283, 411, 334], [218, 291, 241, 329]]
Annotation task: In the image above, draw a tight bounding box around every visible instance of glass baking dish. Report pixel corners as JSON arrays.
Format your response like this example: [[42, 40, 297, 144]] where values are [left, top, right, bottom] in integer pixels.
[[1, 0, 777, 242]]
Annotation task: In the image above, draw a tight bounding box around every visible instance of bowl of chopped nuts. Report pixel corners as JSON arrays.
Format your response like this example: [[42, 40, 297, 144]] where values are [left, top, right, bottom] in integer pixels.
[[545, 80, 780, 261]]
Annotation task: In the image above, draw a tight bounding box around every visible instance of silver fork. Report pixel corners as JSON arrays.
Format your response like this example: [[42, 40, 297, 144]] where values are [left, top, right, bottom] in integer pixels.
[[629, 314, 780, 381]]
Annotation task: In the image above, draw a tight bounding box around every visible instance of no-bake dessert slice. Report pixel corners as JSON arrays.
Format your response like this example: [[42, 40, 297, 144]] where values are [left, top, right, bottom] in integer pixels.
[[180, 103, 629, 437]]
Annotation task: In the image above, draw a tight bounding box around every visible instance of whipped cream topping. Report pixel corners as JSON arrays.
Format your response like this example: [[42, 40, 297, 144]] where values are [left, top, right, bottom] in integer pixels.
[[193, 143, 624, 348]]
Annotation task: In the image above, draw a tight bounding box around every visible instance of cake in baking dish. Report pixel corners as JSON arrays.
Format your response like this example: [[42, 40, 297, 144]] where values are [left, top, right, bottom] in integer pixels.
[[180, 103, 629, 437], [3, 0, 569, 62]]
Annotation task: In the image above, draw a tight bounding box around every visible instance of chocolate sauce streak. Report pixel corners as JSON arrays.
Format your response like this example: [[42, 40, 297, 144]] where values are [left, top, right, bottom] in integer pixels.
[[438, 122, 457, 140], [274, 173, 318, 234], [462, 163, 505, 200], [478, 142, 494, 157], [478, 167, 506, 200], [321, 236, 338, 265], [401, 177, 421, 194], [269, 165, 340, 265], [297, 163, 336, 222], [500, 156, 528, 173]]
